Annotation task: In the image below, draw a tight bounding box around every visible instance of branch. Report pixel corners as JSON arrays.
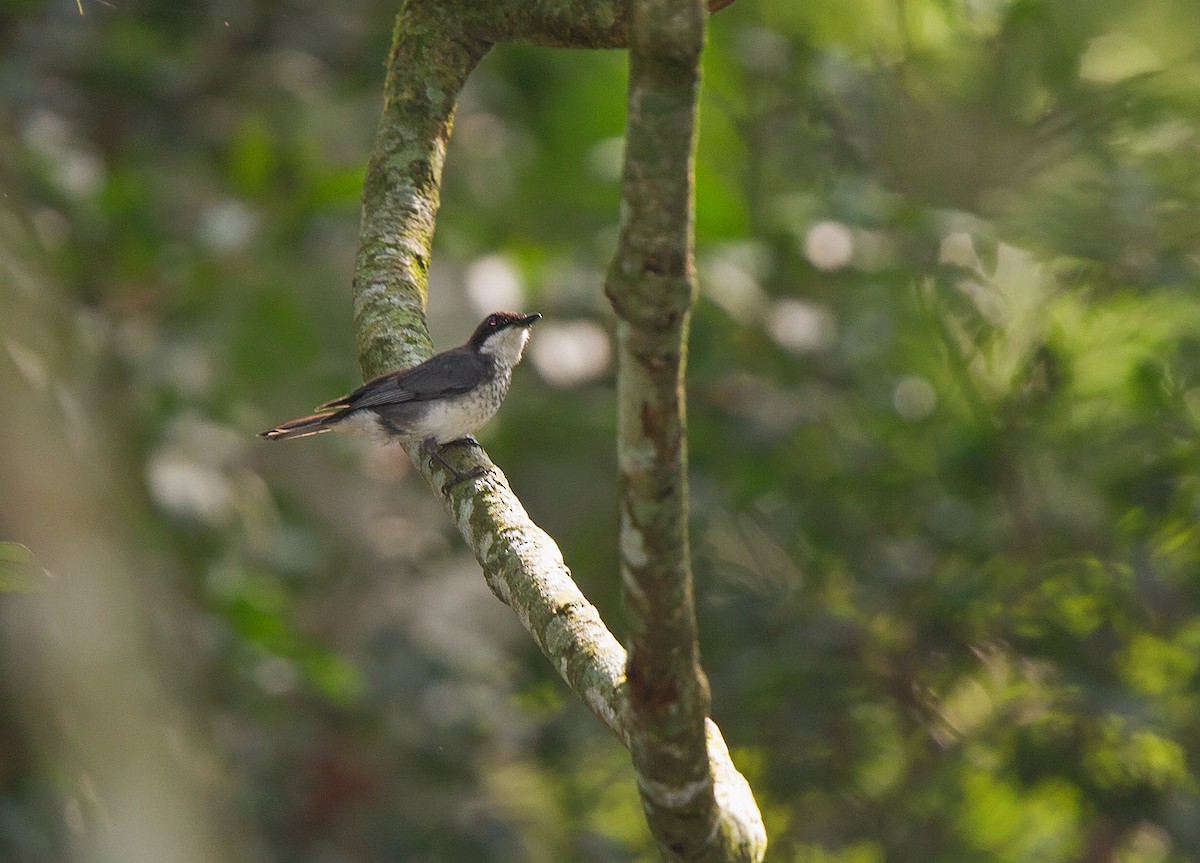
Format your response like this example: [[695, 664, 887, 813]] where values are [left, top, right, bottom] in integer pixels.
[[353, 2, 762, 859], [351, 0, 746, 355], [353, 9, 489, 377], [604, 0, 767, 857], [465, 0, 739, 50], [353, 0, 637, 747]]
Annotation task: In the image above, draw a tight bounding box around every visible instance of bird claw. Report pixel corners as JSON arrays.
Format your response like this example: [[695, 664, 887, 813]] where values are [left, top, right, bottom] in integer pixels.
[[439, 465, 489, 495], [423, 438, 489, 494]]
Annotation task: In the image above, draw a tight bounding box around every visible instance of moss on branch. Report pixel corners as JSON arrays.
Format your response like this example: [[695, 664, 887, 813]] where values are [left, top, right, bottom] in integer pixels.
[[605, 0, 767, 857], [351, 1, 762, 860]]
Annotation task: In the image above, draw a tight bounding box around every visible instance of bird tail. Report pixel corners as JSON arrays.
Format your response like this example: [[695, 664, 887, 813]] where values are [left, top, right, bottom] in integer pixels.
[[259, 411, 339, 441]]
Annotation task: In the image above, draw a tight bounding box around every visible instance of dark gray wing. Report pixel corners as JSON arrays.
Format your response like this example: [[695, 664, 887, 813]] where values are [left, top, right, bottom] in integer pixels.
[[318, 348, 489, 411]]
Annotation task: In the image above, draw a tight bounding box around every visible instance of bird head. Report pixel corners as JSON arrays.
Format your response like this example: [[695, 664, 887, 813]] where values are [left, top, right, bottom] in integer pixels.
[[469, 311, 541, 366]]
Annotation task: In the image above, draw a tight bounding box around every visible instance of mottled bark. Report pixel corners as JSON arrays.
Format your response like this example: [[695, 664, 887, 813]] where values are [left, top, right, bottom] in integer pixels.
[[353, 11, 488, 377], [352, 1, 764, 859], [603, 0, 766, 858]]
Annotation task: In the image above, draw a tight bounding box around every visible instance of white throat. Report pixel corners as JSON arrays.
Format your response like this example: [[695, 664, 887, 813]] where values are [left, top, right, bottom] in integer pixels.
[[480, 326, 532, 369]]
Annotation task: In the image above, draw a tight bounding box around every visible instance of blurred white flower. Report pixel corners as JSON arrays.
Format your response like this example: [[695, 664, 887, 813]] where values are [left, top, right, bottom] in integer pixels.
[[802, 219, 854, 271], [465, 254, 523, 316], [586, 135, 625, 182], [766, 299, 836, 354], [893, 376, 937, 421], [530, 319, 611, 387], [199, 200, 258, 253], [22, 110, 70, 155], [253, 654, 299, 696], [22, 112, 104, 198], [56, 150, 104, 199], [146, 455, 236, 525], [700, 255, 767, 323]]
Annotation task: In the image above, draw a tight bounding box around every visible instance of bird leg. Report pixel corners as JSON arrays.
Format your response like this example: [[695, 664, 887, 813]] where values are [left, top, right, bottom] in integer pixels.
[[421, 437, 488, 492]]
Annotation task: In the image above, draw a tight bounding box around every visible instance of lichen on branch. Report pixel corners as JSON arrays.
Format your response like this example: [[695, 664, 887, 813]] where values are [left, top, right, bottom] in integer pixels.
[[605, 0, 767, 856], [352, 1, 764, 860]]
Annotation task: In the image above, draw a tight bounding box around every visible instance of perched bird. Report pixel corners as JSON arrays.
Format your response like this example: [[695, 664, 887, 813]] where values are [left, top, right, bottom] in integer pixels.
[[260, 311, 541, 486]]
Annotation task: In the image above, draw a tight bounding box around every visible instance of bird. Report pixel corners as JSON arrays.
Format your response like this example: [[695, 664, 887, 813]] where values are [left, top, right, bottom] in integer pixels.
[[260, 311, 541, 487]]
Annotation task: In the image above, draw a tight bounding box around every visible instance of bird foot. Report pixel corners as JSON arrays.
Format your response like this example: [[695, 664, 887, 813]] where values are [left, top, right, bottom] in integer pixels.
[[423, 438, 489, 493], [439, 465, 489, 494]]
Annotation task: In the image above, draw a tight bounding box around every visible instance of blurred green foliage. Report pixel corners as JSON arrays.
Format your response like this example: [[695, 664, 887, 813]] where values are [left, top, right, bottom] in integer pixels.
[[2, 0, 1200, 861]]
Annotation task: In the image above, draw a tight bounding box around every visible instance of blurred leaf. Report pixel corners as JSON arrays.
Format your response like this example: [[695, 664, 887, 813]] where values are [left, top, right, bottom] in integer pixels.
[[0, 542, 50, 593], [227, 116, 278, 198], [958, 770, 1083, 863], [6, 0, 1200, 860], [301, 651, 365, 705]]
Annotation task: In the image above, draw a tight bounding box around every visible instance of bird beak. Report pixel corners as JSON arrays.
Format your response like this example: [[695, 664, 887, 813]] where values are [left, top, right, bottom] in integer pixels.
[[519, 313, 542, 327]]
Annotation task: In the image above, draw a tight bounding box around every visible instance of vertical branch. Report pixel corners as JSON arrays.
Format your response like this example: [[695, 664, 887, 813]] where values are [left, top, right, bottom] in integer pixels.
[[605, 0, 767, 858]]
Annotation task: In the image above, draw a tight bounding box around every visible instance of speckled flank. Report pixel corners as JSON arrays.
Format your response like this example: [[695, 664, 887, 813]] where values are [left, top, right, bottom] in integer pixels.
[[414, 381, 510, 444]]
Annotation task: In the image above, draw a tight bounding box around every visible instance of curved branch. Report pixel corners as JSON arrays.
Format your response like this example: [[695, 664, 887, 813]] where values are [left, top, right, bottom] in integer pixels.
[[353, 0, 637, 747], [351, 0, 742, 363], [353, 2, 762, 860]]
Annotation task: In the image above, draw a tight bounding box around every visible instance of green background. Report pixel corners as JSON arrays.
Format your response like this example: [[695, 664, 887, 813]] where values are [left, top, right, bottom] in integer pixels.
[[2, 0, 1200, 860]]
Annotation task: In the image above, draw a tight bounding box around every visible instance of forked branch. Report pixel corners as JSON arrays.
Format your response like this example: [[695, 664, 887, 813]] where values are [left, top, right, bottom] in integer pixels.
[[352, 2, 764, 859]]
